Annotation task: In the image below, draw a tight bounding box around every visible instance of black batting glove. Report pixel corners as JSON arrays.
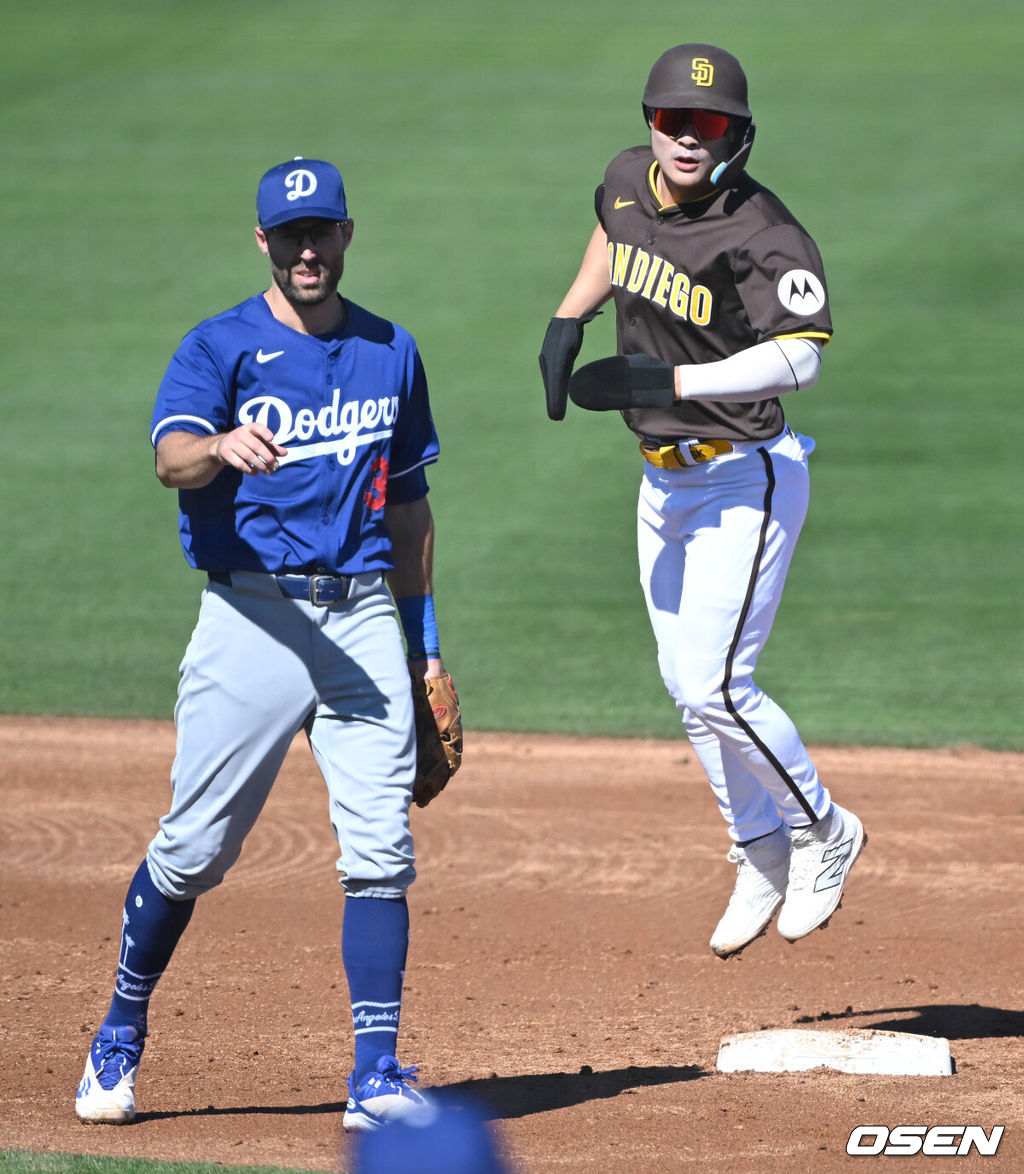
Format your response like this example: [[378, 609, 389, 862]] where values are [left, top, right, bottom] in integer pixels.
[[568, 354, 676, 411], [538, 312, 602, 421], [538, 317, 584, 421]]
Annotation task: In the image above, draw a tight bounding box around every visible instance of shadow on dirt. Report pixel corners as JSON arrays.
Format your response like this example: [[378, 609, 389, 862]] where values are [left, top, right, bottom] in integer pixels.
[[131, 1064, 707, 1124], [449, 1063, 707, 1120], [134, 1101, 347, 1122], [793, 1003, 1024, 1040]]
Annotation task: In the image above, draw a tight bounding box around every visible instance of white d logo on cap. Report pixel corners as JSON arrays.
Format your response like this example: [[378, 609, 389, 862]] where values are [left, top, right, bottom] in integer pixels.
[[285, 169, 318, 202]]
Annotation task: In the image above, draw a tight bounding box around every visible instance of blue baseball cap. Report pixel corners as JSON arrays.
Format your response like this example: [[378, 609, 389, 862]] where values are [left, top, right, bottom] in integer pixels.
[[257, 157, 348, 229]]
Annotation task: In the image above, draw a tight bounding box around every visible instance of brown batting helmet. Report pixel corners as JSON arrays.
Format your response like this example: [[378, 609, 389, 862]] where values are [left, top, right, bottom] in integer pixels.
[[642, 43, 751, 120]]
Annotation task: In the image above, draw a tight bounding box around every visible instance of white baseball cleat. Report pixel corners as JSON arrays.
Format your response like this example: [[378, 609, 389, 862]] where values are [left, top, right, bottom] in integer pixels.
[[777, 804, 865, 942], [75, 1025, 145, 1124], [710, 825, 791, 958]]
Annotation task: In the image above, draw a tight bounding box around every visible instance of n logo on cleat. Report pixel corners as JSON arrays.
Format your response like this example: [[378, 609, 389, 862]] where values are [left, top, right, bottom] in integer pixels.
[[814, 838, 852, 892]]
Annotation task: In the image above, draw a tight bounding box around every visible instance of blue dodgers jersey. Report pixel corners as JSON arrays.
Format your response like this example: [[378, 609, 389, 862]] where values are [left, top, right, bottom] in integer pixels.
[[150, 294, 439, 575]]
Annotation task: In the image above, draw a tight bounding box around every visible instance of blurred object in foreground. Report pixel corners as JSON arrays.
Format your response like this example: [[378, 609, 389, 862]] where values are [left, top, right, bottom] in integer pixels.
[[351, 1094, 511, 1174]]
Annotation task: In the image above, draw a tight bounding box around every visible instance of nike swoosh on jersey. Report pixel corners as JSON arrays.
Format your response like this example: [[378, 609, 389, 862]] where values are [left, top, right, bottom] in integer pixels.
[[613, 197, 636, 209], [256, 348, 285, 364]]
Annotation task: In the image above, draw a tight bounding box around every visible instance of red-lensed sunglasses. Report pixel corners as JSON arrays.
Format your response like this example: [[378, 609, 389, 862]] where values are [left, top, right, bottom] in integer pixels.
[[650, 107, 731, 142]]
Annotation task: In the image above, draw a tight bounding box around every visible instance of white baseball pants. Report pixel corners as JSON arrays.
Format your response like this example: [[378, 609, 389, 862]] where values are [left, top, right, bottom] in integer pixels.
[[637, 426, 831, 842]]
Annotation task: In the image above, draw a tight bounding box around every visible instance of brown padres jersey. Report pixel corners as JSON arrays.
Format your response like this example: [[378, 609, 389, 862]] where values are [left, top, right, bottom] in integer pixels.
[[596, 146, 832, 442]]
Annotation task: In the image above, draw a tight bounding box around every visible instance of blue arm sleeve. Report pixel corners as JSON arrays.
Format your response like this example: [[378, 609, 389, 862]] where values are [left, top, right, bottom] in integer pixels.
[[395, 594, 440, 659]]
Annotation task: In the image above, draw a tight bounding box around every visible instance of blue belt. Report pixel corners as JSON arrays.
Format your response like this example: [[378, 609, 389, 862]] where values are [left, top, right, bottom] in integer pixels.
[[208, 571, 353, 606]]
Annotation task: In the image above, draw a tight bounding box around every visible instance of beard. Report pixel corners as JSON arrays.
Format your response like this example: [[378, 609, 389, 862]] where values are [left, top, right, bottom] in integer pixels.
[[270, 260, 342, 306]]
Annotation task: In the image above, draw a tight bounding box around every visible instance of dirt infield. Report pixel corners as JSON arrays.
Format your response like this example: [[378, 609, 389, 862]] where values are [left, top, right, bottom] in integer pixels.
[[1, 717, 1022, 1172]]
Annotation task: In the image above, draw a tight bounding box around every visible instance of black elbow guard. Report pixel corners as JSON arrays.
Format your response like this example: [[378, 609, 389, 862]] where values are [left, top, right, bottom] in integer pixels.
[[568, 354, 676, 411]]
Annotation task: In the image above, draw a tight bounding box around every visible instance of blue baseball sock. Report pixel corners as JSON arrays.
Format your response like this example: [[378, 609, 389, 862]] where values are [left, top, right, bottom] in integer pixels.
[[102, 859, 196, 1037], [342, 895, 409, 1082]]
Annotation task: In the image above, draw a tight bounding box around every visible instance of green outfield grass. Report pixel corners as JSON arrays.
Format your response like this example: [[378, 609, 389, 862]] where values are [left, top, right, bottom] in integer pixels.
[[0, 1156, 318, 1174], [1, 0, 1021, 748]]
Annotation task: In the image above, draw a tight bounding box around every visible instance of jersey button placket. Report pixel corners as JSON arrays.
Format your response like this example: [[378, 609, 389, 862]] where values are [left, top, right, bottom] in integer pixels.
[[320, 353, 337, 528]]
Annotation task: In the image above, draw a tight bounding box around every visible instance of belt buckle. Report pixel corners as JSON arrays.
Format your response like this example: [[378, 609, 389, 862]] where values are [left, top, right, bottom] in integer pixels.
[[687, 442, 717, 464], [308, 574, 346, 606]]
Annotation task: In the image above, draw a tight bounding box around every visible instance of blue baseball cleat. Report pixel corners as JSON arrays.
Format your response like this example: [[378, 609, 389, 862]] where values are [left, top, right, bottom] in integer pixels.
[[343, 1056, 434, 1133], [76, 1025, 146, 1124]]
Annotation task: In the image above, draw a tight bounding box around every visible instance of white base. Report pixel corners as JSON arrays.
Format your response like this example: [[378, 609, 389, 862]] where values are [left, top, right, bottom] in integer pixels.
[[716, 1028, 953, 1077]]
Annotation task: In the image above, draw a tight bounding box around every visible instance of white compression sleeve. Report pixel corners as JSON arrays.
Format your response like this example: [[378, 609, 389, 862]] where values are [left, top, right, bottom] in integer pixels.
[[677, 337, 822, 402]]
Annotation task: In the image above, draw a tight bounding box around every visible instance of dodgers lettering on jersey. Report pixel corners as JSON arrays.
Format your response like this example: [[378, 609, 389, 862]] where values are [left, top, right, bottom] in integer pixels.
[[596, 146, 833, 443], [240, 387, 400, 467], [150, 295, 439, 575]]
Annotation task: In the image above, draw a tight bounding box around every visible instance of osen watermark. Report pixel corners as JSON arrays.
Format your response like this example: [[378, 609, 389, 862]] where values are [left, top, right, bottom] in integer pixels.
[[847, 1125, 1004, 1157]]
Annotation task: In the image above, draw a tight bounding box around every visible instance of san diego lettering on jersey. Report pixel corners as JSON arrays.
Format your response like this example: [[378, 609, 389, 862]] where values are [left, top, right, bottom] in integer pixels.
[[608, 241, 713, 324]]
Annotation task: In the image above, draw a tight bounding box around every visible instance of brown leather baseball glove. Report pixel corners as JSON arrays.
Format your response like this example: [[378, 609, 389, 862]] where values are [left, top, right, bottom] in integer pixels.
[[410, 671, 463, 808]]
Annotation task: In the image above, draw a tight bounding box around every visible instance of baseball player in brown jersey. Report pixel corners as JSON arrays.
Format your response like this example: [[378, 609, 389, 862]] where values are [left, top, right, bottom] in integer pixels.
[[539, 43, 866, 958]]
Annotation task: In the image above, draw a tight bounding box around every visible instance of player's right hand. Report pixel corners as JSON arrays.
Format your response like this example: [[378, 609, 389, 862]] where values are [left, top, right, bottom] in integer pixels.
[[215, 423, 288, 475], [539, 317, 586, 421]]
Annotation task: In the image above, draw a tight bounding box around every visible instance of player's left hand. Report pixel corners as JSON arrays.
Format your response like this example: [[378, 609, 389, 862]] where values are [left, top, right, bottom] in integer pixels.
[[569, 353, 677, 410], [409, 669, 463, 808]]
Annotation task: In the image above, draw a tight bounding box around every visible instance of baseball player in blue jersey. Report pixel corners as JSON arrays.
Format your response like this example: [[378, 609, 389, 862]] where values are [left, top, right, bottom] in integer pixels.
[[540, 45, 865, 959], [76, 157, 461, 1131]]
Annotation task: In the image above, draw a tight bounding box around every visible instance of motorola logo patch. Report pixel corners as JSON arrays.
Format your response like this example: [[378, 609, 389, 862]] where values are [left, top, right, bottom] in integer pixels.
[[778, 269, 825, 316]]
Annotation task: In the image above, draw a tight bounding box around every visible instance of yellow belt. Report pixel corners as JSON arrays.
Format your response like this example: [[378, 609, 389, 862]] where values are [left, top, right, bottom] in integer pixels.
[[639, 438, 734, 469]]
